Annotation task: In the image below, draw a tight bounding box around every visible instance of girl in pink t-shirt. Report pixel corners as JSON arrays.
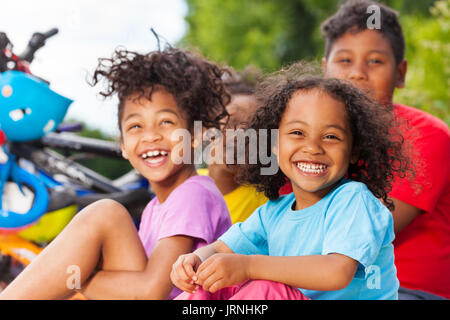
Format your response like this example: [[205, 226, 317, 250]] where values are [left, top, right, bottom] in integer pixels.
[[0, 46, 231, 300]]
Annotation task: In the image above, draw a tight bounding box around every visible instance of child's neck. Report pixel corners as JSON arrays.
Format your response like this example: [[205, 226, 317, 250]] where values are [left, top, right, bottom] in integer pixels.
[[291, 181, 341, 211], [208, 164, 240, 196], [150, 165, 198, 204]]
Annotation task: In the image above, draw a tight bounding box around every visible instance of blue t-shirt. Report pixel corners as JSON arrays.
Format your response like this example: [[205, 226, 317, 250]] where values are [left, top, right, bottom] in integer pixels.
[[219, 179, 399, 300]]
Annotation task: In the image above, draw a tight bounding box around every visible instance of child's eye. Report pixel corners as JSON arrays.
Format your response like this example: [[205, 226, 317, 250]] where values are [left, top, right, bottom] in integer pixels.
[[324, 134, 340, 140], [290, 130, 304, 136], [337, 58, 351, 64], [368, 59, 383, 65], [161, 119, 174, 126], [127, 124, 141, 131]]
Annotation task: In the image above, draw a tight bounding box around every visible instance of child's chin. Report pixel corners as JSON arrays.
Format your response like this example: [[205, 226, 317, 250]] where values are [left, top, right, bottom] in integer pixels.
[[144, 171, 172, 184], [293, 180, 333, 194]]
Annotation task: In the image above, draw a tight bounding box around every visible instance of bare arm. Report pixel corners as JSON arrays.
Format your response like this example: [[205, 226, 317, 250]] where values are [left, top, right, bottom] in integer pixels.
[[81, 235, 195, 300], [196, 250, 359, 293], [191, 241, 358, 292], [390, 197, 422, 235], [246, 253, 358, 291]]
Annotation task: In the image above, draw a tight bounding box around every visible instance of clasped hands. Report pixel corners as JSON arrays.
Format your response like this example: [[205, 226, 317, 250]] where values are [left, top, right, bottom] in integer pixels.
[[170, 252, 251, 294]]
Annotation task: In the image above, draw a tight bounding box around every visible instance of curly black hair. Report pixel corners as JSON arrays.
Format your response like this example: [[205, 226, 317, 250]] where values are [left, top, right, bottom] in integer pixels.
[[90, 45, 230, 132], [222, 65, 263, 96], [236, 62, 413, 211], [321, 0, 405, 65]]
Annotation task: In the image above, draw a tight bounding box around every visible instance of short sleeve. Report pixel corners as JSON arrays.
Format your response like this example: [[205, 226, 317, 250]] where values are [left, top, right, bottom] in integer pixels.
[[157, 182, 224, 245], [322, 187, 394, 268], [219, 205, 268, 255]]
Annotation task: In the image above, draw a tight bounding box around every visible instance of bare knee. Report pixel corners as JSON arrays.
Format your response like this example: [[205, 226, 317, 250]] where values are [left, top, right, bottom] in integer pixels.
[[73, 199, 132, 232]]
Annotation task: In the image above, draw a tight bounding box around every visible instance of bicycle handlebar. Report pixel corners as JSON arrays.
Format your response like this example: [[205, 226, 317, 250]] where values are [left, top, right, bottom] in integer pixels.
[[40, 132, 122, 158], [18, 28, 59, 63]]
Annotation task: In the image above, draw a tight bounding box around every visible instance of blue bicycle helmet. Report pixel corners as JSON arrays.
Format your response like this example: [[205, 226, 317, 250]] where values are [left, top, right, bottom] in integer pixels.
[[0, 70, 73, 142], [0, 152, 49, 231]]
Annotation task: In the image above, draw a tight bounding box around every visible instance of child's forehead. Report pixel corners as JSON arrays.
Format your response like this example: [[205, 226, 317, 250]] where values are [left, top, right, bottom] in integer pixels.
[[286, 89, 347, 117], [121, 89, 184, 117], [330, 29, 395, 57]]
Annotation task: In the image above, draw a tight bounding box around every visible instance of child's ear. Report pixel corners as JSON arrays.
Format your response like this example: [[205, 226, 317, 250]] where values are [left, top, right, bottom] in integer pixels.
[[120, 139, 129, 160], [395, 60, 408, 89]]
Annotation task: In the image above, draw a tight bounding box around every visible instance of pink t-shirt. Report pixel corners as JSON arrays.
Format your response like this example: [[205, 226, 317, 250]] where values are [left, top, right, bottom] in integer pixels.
[[138, 175, 232, 299]]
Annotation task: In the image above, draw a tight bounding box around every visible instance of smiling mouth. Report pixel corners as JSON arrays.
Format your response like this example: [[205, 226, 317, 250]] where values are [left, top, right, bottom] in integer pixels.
[[295, 161, 329, 175], [140, 150, 169, 165]]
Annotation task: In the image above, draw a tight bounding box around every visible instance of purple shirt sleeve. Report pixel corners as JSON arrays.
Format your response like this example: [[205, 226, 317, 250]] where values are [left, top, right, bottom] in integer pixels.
[[159, 186, 215, 243]]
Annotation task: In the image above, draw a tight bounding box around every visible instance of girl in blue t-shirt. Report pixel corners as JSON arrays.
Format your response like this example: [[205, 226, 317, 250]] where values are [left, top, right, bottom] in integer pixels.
[[171, 63, 412, 300]]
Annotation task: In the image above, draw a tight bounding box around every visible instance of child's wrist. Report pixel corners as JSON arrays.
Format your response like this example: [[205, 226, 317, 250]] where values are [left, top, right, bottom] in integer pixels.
[[193, 245, 217, 263], [244, 255, 256, 280]]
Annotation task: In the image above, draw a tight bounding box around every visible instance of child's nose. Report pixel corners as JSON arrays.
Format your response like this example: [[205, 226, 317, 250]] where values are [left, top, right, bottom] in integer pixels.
[[301, 139, 324, 155], [348, 62, 368, 81], [141, 128, 163, 143]]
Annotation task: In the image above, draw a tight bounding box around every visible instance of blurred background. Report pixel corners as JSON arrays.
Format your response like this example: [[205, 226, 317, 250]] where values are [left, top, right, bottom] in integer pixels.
[[2, 0, 448, 178], [181, 0, 449, 126]]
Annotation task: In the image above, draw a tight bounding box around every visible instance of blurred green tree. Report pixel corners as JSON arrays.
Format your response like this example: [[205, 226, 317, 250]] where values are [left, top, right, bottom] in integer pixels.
[[181, 0, 448, 124], [394, 0, 450, 124], [181, 0, 437, 69]]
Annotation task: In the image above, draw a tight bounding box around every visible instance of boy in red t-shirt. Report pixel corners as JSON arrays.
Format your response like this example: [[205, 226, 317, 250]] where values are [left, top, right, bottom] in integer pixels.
[[320, 0, 450, 299]]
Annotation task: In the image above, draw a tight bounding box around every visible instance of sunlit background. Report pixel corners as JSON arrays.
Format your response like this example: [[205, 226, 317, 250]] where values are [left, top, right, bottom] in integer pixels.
[[2, 0, 448, 140], [2, 0, 187, 137]]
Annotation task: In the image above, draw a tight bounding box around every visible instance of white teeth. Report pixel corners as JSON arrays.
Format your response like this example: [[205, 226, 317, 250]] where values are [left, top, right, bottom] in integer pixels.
[[147, 150, 159, 157], [296, 162, 327, 174], [141, 150, 168, 159]]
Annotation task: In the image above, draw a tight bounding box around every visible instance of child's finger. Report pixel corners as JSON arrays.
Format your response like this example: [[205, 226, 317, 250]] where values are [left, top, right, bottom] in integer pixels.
[[201, 274, 223, 293], [195, 254, 216, 275], [182, 257, 197, 280], [195, 260, 218, 285], [170, 269, 198, 293], [173, 256, 192, 281], [207, 278, 227, 294], [172, 258, 195, 291]]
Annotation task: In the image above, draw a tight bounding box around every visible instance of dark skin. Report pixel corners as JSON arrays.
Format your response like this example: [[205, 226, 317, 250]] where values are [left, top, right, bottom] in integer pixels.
[[207, 94, 257, 196], [171, 89, 360, 294], [0, 90, 197, 300], [322, 29, 421, 234]]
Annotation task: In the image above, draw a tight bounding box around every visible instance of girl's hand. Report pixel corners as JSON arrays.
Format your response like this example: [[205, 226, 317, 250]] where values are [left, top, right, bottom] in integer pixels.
[[170, 253, 202, 293], [195, 253, 251, 293]]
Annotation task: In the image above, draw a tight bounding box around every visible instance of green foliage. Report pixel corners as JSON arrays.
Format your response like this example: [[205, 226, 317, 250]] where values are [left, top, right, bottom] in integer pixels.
[[395, 0, 450, 124], [182, 0, 448, 125], [181, 0, 346, 71]]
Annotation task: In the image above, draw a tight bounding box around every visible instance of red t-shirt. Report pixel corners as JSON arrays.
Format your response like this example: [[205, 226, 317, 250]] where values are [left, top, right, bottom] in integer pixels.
[[391, 104, 450, 298], [279, 179, 293, 196]]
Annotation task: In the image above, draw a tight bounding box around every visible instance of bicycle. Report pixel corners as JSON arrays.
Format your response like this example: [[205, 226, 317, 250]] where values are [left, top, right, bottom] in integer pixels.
[[0, 28, 152, 290]]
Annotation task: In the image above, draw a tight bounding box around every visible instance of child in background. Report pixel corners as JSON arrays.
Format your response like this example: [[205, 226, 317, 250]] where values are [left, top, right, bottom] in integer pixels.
[[171, 67, 411, 300], [198, 67, 267, 224], [0, 46, 232, 300], [321, 0, 450, 299]]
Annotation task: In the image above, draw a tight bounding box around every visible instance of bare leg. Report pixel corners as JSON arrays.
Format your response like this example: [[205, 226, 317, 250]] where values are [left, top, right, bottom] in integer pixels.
[[0, 199, 147, 300]]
